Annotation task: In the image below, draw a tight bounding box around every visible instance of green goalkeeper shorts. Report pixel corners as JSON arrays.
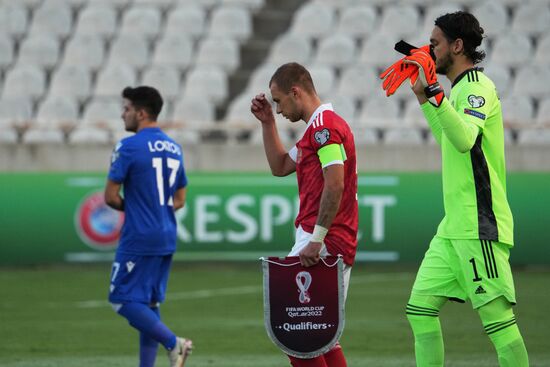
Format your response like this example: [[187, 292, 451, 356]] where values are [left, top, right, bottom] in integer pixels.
[[411, 236, 517, 309]]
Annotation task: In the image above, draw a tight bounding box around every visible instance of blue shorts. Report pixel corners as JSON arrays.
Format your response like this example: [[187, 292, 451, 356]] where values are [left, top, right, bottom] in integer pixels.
[[108, 253, 173, 304]]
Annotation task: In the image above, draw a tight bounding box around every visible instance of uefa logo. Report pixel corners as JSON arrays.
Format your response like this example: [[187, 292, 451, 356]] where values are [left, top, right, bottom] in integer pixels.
[[75, 191, 124, 250]]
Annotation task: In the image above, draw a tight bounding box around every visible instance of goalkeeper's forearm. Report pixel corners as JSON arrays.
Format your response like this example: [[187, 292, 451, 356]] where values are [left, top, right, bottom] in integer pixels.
[[435, 99, 480, 153], [421, 102, 443, 144]]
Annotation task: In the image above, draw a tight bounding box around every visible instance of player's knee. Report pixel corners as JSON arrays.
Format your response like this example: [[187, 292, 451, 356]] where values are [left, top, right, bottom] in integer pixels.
[[478, 296, 516, 335], [406, 294, 445, 318]]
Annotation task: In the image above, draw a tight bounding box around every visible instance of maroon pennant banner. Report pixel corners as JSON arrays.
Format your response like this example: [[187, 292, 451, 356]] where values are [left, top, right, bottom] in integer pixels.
[[261, 256, 345, 358]]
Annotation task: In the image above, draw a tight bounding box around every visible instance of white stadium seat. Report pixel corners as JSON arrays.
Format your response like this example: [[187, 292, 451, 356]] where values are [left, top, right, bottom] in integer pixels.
[[221, 0, 265, 11], [0, 34, 14, 71], [195, 37, 241, 73], [267, 34, 312, 66], [511, 66, 550, 100], [181, 66, 228, 105], [0, 127, 18, 143], [107, 34, 150, 70], [119, 6, 162, 40], [82, 98, 122, 130], [336, 5, 377, 38], [379, 4, 420, 39], [471, 0, 508, 37], [69, 127, 111, 145], [165, 6, 207, 39], [354, 127, 379, 145], [324, 94, 357, 126], [500, 96, 535, 127], [0, 97, 33, 128], [22, 127, 65, 144], [290, 2, 335, 39], [512, 2, 550, 36], [152, 34, 193, 70], [175, 0, 221, 9], [75, 5, 117, 39], [358, 96, 400, 128], [535, 98, 550, 126], [313, 34, 356, 68], [0, 3, 29, 39], [336, 65, 379, 101], [245, 63, 277, 94], [28, 1, 72, 38], [225, 93, 258, 128], [517, 128, 550, 146], [359, 33, 406, 69], [172, 95, 216, 128], [490, 33, 533, 68], [209, 6, 252, 41], [17, 34, 60, 69], [49, 65, 92, 102], [62, 34, 105, 71], [421, 3, 465, 36], [534, 34, 550, 65], [35, 95, 79, 128], [142, 65, 182, 101], [1, 65, 46, 101], [163, 128, 201, 145], [133, 0, 175, 9], [307, 65, 336, 98], [403, 100, 428, 128], [95, 64, 138, 99], [384, 127, 424, 145], [482, 64, 512, 97]]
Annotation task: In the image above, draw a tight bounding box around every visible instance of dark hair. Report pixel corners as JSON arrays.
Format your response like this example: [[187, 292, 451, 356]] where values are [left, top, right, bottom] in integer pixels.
[[269, 62, 316, 94], [435, 11, 485, 64], [121, 86, 163, 120]]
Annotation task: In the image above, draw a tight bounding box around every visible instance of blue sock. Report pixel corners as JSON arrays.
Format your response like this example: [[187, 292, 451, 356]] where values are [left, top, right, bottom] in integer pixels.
[[139, 307, 160, 367], [118, 302, 177, 350]]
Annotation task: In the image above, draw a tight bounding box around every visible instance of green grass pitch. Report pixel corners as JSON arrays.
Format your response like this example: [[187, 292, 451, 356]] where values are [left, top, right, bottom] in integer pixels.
[[0, 263, 548, 367]]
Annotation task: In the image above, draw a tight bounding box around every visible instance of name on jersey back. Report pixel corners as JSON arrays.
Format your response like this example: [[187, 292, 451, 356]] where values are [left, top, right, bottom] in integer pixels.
[[147, 140, 181, 155]]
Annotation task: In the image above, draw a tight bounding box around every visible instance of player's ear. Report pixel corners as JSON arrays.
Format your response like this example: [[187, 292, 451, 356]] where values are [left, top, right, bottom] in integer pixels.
[[453, 38, 464, 55], [290, 86, 300, 99]]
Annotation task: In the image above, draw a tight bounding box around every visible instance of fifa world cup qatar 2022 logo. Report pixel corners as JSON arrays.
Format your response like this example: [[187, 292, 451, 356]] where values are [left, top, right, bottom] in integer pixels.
[[296, 271, 312, 304], [75, 191, 124, 250]]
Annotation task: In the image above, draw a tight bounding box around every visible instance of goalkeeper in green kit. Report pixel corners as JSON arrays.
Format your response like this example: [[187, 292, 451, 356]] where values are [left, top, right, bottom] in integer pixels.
[[380, 11, 529, 367]]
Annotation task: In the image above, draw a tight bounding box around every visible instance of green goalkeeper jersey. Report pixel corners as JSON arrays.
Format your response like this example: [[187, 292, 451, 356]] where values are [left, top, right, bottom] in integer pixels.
[[421, 68, 513, 246]]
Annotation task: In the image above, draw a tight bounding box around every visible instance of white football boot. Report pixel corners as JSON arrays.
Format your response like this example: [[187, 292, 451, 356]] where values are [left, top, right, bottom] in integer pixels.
[[168, 337, 193, 367]]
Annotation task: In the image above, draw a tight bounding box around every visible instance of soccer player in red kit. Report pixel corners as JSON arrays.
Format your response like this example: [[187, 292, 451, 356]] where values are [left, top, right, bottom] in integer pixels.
[[251, 62, 358, 367]]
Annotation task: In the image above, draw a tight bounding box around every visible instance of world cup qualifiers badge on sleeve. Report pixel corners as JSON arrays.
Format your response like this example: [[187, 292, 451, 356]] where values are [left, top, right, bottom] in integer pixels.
[[261, 256, 345, 359]]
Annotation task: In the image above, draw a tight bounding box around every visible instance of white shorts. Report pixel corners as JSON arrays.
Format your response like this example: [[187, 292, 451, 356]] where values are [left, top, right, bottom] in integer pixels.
[[289, 225, 352, 300]]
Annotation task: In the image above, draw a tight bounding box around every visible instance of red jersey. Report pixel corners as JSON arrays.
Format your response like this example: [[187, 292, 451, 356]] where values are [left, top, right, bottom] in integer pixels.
[[289, 104, 358, 265]]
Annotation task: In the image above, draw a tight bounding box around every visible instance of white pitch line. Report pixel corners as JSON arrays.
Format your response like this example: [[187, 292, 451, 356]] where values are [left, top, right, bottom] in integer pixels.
[[76, 273, 412, 308]]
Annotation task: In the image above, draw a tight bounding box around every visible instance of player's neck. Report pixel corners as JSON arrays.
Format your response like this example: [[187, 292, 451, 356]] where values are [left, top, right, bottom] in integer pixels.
[[302, 95, 322, 124], [447, 59, 475, 84], [136, 120, 158, 132]]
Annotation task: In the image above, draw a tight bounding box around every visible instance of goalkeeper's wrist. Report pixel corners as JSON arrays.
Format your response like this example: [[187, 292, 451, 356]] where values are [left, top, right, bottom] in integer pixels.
[[311, 225, 328, 243]]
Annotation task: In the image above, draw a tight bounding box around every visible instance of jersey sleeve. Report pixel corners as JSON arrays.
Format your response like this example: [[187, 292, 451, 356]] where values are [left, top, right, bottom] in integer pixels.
[[434, 95, 481, 153], [310, 111, 346, 167], [108, 140, 132, 183], [176, 153, 188, 189], [421, 102, 443, 145]]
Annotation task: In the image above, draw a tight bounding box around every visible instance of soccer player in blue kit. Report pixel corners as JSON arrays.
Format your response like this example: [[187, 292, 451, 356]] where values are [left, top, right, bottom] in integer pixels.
[[104, 86, 193, 367]]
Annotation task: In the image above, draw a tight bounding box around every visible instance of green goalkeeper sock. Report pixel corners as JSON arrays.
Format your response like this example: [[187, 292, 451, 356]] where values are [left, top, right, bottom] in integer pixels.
[[479, 297, 529, 367], [406, 295, 446, 367]]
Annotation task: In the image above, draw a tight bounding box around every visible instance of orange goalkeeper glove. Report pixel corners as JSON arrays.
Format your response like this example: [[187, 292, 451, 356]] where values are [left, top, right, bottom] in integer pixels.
[[379, 44, 430, 97], [403, 49, 445, 107]]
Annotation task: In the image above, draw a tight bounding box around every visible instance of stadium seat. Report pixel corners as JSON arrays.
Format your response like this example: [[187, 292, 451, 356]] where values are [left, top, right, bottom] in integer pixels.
[[171, 95, 216, 128], [421, 3, 465, 36], [353, 127, 379, 145], [85, 0, 132, 9], [35, 95, 79, 129], [181, 66, 228, 105], [244, 63, 277, 94], [220, 0, 265, 11], [152, 34, 193, 71], [383, 127, 424, 145], [324, 94, 357, 126], [307, 65, 336, 98], [209, 6, 252, 41], [17, 34, 60, 70], [359, 33, 406, 69], [68, 127, 111, 144], [336, 5, 377, 39], [75, 5, 117, 39], [489, 33, 533, 68], [164, 6, 207, 39], [195, 37, 241, 73], [534, 34, 550, 65], [9, 0, 42, 9], [1, 65, 46, 101], [0, 127, 18, 143], [95, 64, 138, 99], [357, 96, 401, 128], [266, 34, 312, 66], [0, 97, 33, 128], [378, 4, 420, 39], [471, 0, 508, 37], [482, 64, 512, 97], [62, 34, 105, 71], [82, 98, 123, 130], [290, 2, 335, 39], [175, 0, 221, 9], [107, 34, 150, 70], [48, 64, 92, 102], [248, 125, 294, 146], [535, 98, 550, 126], [500, 95, 535, 127], [0, 3, 29, 39], [336, 65, 379, 101], [512, 2, 550, 36], [133, 0, 175, 9], [164, 128, 202, 145], [119, 6, 162, 40], [511, 66, 550, 100], [22, 127, 65, 144], [403, 100, 428, 128], [28, 0, 72, 39], [225, 93, 258, 128], [142, 65, 182, 101], [0, 34, 14, 71], [516, 128, 550, 146], [313, 34, 356, 68]]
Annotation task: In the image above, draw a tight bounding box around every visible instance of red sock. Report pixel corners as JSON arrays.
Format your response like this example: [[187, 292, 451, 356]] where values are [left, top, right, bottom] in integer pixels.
[[287, 355, 328, 367], [323, 343, 347, 367]]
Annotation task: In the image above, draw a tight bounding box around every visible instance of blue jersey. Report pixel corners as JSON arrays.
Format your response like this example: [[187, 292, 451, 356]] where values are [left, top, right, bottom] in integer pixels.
[[108, 127, 187, 255]]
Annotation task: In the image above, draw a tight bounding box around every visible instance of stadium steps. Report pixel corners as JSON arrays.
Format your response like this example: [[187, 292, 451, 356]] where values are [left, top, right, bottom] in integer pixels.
[[216, 0, 307, 120]]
